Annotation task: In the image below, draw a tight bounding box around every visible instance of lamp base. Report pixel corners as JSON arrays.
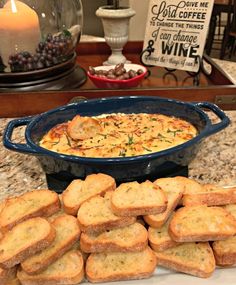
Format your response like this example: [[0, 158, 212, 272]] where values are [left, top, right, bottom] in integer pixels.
[[0, 54, 87, 91]]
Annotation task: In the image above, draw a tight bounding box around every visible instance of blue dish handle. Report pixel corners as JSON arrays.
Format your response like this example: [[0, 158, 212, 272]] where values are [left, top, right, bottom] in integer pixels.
[[193, 102, 230, 136], [3, 117, 38, 155]]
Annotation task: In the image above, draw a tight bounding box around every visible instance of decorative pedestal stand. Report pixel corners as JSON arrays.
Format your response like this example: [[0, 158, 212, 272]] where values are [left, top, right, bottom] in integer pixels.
[[0, 54, 87, 91], [96, 6, 136, 66]]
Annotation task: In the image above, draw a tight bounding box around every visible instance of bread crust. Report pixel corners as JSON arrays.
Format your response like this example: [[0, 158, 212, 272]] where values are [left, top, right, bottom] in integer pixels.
[[86, 247, 157, 283], [80, 222, 148, 253], [169, 205, 236, 242], [150, 239, 178, 252], [17, 250, 84, 285], [0, 190, 60, 233], [78, 216, 136, 234], [0, 217, 56, 269], [21, 215, 81, 275]]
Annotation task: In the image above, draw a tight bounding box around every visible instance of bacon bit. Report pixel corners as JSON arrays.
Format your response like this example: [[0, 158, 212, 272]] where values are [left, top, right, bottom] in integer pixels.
[[143, 146, 152, 152], [182, 134, 194, 140]]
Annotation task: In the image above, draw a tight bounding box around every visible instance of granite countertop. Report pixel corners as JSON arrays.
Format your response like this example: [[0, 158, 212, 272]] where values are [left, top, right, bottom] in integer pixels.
[[0, 58, 235, 201]]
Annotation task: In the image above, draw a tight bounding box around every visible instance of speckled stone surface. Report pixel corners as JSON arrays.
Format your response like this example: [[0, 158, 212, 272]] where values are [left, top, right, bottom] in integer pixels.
[[0, 59, 235, 201]]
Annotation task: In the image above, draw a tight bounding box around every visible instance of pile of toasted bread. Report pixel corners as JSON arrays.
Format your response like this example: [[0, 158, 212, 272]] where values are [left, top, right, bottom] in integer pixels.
[[0, 173, 236, 284]]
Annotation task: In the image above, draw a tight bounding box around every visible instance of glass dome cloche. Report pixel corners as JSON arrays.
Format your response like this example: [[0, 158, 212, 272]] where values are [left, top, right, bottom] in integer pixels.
[[0, 0, 83, 73]]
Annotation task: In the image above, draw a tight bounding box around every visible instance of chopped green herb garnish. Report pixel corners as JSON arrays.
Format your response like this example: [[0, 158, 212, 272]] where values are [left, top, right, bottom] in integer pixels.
[[143, 146, 152, 152], [167, 129, 183, 136], [65, 135, 72, 147], [127, 134, 134, 145], [157, 133, 166, 140], [98, 133, 107, 139], [125, 187, 132, 193], [51, 139, 60, 146]]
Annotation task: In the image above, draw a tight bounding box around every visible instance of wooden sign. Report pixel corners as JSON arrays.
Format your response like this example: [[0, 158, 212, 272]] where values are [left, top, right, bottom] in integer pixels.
[[142, 0, 214, 72]]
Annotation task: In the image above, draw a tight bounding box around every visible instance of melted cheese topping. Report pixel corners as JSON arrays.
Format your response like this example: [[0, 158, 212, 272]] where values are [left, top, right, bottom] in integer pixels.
[[39, 113, 197, 158]]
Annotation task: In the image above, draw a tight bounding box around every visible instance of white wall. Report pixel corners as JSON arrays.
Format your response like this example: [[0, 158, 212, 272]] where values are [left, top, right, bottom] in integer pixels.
[[128, 0, 149, 40], [82, 0, 150, 41], [81, 0, 107, 36]]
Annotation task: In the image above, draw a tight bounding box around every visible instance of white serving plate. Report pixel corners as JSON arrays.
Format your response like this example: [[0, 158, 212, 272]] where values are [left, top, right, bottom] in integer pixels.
[[89, 266, 236, 285]]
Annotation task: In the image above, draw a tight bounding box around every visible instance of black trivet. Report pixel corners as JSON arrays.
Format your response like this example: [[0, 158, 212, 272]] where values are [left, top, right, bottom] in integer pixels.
[[46, 165, 189, 193]]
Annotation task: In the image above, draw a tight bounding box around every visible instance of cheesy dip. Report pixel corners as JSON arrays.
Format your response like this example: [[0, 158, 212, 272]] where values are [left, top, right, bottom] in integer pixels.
[[39, 113, 198, 158]]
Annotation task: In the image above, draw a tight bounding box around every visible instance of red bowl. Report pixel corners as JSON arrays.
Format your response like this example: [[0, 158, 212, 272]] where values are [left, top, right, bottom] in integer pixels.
[[87, 64, 148, 89]]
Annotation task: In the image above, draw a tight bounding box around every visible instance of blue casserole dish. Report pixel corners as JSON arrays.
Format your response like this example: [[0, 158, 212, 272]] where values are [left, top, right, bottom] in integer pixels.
[[3, 96, 230, 184]]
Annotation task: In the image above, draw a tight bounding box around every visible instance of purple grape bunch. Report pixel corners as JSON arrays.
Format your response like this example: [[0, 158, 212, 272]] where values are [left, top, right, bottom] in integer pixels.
[[8, 32, 73, 72]]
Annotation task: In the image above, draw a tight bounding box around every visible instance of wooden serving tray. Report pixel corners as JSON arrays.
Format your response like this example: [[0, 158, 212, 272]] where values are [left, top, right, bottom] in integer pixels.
[[1, 41, 236, 117]]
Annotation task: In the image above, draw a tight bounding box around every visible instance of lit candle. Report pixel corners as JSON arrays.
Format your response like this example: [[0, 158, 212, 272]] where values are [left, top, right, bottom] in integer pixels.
[[0, 0, 41, 71]]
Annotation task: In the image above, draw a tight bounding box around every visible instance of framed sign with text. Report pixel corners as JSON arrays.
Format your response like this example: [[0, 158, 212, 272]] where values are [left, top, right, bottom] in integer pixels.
[[142, 0, 214, 72]]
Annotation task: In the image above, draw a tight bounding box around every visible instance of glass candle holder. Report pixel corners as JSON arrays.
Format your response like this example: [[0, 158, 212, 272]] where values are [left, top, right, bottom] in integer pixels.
[[0, 0, 83, 73]]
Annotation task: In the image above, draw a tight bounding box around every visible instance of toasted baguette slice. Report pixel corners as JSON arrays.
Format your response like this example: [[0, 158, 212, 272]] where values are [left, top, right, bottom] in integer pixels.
[[223, 204, 236, 220], [0, 217, 56, 269], [154, 242, 215, 278], [86, 246, 156, 283], [80, 222, 148, 253], [212, 236, 236, 266], [154, 176, 202, 193], [144, 186, 183, 228], [67, 115, 102, 140], [0, 190, 60, 232], [169, 205, 236, 242], [154, 176, 203, 205], [111, 180, 167, 217], [17, 249, 84, 285], [62, 173, 116, 216], [148, 217, 180, 251], [183, 184, 236, 206], [77, 191, 136, 233], [21, 215, 81, 274]]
